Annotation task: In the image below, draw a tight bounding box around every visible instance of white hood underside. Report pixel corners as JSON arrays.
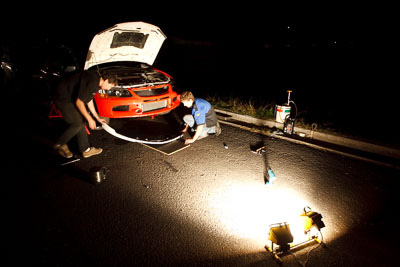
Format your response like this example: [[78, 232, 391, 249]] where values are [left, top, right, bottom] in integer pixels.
[[84, 22, 166, 70]]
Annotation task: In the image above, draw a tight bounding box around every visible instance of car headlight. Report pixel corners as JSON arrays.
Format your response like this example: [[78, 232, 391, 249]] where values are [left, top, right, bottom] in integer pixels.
[[98, 89, 132, 98]]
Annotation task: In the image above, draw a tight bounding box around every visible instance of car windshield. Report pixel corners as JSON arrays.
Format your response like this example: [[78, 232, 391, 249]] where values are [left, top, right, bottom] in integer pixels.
[[110, 32, 149, 49]]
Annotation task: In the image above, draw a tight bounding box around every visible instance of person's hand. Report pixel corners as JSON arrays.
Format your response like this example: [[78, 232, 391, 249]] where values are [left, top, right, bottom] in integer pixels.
[[185, 138, 194, 145], [88, 117, 97, 130], [98, 118, 108, 125], [181, 125, 188, 133]]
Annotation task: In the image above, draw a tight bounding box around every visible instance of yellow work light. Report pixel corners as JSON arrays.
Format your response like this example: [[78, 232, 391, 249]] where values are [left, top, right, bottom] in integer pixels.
[[265, 207, 325, 264]]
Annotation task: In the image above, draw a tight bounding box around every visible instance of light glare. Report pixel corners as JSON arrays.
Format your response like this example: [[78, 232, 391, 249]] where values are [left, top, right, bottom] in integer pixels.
[[208, 181, 310, 245]]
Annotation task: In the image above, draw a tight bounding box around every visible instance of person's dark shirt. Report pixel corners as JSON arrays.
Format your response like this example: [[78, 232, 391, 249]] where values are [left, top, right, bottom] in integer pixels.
[[53, 70, 100, 104]]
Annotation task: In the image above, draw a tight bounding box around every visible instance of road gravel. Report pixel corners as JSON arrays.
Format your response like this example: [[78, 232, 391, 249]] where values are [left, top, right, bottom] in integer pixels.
[[8, 111, 400, 266]]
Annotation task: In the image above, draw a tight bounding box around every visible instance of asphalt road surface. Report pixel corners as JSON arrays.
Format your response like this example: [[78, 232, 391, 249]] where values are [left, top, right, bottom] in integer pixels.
[[8, 105, 400, 266]]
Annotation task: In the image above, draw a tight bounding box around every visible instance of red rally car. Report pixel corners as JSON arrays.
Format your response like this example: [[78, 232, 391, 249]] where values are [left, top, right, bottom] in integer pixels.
[[84, 22, 180, 118]]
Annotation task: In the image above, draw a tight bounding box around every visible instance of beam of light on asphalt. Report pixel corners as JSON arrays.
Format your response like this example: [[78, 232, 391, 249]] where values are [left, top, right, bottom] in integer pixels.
[[207, 180, 316, 246]]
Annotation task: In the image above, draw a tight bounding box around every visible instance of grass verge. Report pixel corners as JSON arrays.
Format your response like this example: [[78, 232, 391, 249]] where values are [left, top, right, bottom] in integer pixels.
[[205, 94, 313, 129]]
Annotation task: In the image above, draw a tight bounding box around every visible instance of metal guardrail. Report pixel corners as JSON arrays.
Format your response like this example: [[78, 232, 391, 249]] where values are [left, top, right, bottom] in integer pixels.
[[215, 108, 400, 162]]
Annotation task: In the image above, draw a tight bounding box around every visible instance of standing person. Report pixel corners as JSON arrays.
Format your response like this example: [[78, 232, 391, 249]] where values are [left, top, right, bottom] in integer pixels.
[[53, 70, 116, 158], [180, 91, 221, 144]]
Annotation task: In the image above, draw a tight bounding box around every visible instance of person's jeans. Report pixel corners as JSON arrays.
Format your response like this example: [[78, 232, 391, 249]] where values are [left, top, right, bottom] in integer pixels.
[[183, 114, 216, 138], [55, 102, 89, 152]]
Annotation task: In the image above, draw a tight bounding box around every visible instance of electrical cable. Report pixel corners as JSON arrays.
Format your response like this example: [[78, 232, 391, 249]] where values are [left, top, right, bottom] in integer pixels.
[[289, 100, 298, 119], [303, 231, 323, 267], [289, 230, 324, 267]]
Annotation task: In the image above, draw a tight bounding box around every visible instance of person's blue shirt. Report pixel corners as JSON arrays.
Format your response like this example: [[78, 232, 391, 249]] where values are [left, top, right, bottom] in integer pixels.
[[192, 98, 211, 125]]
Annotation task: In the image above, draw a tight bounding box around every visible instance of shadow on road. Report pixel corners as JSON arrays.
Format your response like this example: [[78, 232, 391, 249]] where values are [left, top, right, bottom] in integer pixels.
[[250, 137, 272, 185]]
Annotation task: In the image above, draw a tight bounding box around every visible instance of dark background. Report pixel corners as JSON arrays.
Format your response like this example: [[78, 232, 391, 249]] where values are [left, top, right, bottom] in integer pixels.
[[4, 5, 400, 266], [2, 3, 397, 145]]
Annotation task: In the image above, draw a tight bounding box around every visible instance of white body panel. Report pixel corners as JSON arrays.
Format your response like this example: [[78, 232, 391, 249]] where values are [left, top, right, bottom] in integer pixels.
[[84, 22, 166, 70]]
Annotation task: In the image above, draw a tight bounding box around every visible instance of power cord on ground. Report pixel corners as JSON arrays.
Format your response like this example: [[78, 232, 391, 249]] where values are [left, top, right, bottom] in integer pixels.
[[288, 231, 324, 267]]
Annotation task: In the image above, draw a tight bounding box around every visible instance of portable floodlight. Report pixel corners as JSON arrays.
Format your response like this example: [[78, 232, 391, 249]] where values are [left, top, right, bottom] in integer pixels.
[[268, 223, 293, 252], [265, 207, 326, 263], [301, 206, 325, 233]]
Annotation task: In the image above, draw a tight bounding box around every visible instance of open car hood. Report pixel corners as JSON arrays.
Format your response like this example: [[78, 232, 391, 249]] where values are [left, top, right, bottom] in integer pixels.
[[84, 22, 166, 70]]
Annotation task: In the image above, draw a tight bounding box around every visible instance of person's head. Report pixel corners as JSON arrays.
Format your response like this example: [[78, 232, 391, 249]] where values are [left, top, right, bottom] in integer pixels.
[[99, 73, 118, 90], [180, 91, 195, 108]]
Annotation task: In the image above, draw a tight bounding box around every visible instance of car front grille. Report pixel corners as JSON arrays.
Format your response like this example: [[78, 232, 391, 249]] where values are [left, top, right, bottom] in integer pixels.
[[133, 86, 169, 97], [112, 105, 129, 111], [142, 100, 167, 112]]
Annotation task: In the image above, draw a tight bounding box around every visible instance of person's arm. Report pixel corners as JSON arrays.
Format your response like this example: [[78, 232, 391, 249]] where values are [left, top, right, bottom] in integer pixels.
[[75, 98, 97, 130], [87, 99, 107, 125], [185, 124, 204, 144], [181, 124, 189, 133]]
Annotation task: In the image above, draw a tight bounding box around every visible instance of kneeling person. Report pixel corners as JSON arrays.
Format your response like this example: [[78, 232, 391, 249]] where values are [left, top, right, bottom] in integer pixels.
[[180, 91, 221, 145]]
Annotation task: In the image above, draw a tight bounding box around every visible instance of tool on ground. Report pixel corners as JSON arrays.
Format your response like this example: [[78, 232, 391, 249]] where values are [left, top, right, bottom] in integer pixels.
[[265, 167, 276, 185], [283, 117, 295, 136], [251, 145, 266, 155], [275, 90, 297, 136], [89, 166, 107, 184], [250, 144, 276, 185], [60, 157, 81, 166]]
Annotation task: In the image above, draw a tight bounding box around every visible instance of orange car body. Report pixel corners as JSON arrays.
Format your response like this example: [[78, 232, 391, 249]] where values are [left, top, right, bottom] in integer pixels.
[[84, 22, 180, 118]]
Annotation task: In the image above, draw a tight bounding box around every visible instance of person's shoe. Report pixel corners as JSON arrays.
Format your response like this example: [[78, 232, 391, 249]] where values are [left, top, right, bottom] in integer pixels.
[[54, 144, 73, 158], [197, 133, 208, 141], [82, 147, 103, 158], [215, 122, 222, 136]]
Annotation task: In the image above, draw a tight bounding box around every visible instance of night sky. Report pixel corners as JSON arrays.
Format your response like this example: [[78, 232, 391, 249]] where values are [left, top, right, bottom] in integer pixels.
[[2, 2, 397, 143], [3, 3, 363, 48], [2, 2, 393, 92]]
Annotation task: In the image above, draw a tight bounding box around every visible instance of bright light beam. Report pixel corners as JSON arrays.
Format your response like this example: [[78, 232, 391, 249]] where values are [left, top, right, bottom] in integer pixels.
[[208, 181, 311, 246]]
